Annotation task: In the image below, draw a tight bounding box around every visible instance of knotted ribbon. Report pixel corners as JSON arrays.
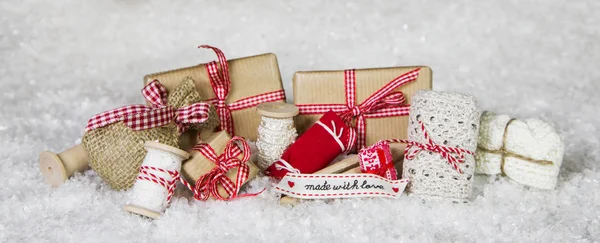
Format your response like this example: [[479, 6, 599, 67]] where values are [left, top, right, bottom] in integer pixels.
[[297, 68, 421, 149], [388, 121, 474, 174], [199, 45, 286, 136], [85, 80, 211, 133], [188, 136, 260, 201]]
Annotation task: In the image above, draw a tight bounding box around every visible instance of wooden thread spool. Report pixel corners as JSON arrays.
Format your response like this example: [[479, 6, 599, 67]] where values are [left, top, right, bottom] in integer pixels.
[[39, 144, 89, 187], [124, 141, 189, 219], [256, 102, 299, 171]]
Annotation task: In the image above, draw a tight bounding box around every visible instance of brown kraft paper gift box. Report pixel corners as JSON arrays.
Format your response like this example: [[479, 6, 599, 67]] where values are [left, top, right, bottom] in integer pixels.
[[181, 131, 259, 199], [144, 46, 285, 147], [293, 66, 432, 162]]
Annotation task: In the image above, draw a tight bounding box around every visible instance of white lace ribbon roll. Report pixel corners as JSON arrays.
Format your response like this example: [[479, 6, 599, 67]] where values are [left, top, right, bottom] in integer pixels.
[[402, 90, 481, 200], [256, 103, 299, 171], [256, 116, 298, 171], [123, 141, 189, 219]]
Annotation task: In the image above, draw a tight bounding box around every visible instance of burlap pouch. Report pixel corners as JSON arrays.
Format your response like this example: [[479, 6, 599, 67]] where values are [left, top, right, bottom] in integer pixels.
[[82, 77, 218, 190]]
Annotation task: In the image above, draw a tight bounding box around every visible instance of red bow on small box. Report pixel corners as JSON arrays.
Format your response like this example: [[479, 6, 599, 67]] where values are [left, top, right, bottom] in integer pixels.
[[297, 68, 421, 149], [188, 136, 260, 201], [85, 80, 211, 133]]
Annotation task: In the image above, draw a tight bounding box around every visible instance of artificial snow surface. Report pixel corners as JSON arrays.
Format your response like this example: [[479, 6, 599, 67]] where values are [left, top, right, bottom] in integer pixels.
[[1, 0, 599, 242]]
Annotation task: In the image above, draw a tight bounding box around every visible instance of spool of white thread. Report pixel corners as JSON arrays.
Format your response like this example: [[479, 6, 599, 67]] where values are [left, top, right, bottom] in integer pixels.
[[256, 102, 299, 171], [123, 141, 189, 219]]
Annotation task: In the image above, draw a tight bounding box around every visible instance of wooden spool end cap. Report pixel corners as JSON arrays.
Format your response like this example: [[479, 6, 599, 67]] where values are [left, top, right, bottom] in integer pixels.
[[144, 141, 189, 160], [39, 151, 68, 188], [123, 204, 161, 219], [257, 102, 299, 118]]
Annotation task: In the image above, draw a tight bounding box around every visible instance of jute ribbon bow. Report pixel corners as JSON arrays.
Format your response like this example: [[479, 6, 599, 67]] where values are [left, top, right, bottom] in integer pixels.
[[85, 80, 211, 133], [188, 136, 260, 201], [297, 68, 421, 149], [199, 45, 286, 136], [388, 121, 475, 174]]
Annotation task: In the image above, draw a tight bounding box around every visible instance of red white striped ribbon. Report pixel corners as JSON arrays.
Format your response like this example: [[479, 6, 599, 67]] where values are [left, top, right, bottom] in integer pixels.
[[199, 45, 286, 136], [188, 136, 261, 201], [297, 68, 420, 149], [385, 121, 474, 174], [137, 165, 189, 204], [85, 80, 211, 133]]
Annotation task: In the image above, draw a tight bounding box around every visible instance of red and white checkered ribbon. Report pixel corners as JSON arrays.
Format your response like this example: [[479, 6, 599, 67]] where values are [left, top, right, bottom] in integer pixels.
[[189, 136, 261, 201], [137, 165, 189, 204], [386, 121, 474, 174], [297, 68, 421, 149], [199, 45, 286, 136], [84, 80, 211, 133]]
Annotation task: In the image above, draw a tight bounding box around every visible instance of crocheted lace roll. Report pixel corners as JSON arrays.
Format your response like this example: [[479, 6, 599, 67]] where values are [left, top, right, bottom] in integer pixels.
[[475, 111, 564, 189], [402, 91, 481, 200]]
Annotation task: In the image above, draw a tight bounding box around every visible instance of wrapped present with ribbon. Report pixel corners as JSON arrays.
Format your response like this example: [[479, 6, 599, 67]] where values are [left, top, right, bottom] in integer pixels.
[[475, 111, 565, 189], [181, 131, 260, 200], [293, 66, 432, 157], [398, 90, 481, 200], [82, 78, 218, 190], [145, 45, 286, 143]]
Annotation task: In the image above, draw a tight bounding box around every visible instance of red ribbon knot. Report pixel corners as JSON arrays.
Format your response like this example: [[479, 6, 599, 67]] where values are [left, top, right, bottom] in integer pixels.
[[189, 136, 259, 201], [85, 80, 211, 133], [199, 45, 286, 136], [297, 68, 420, 149]]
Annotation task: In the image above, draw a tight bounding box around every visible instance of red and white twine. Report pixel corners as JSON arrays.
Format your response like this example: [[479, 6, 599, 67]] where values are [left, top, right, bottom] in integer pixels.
[[137, 166, 188, 204], [386, 121, 474, 174]]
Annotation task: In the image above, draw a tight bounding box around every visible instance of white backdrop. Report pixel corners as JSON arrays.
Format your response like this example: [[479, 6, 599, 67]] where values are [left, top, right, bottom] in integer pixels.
[[1, 0, 599, 242]]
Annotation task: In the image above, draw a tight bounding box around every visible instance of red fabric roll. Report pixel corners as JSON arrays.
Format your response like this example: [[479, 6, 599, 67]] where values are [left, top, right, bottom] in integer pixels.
[[265, 111, 356, 180]]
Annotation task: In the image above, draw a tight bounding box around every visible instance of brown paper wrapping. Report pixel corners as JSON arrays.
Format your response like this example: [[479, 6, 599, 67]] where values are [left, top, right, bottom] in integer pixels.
[[293, 66, 432, 157], [181, 131, 259, 199], [144, 53, 285, 142]]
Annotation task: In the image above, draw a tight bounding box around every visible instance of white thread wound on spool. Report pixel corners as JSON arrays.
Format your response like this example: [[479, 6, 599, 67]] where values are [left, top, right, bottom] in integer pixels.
[[256, 116, 298, 171], [126, 143, 187, 216]]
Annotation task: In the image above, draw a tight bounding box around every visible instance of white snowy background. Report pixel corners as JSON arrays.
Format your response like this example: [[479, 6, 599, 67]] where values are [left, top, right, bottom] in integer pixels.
[[1, 0, 599, 242]]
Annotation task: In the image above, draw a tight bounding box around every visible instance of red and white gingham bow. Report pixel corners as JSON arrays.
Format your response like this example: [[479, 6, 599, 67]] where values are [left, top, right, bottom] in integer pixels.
[[189, 136, 260, 201], [297, 68, 421, 149], [85, 80, 211, 133], [199, 45, 286, 136], [387, 121, 474, 174]]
